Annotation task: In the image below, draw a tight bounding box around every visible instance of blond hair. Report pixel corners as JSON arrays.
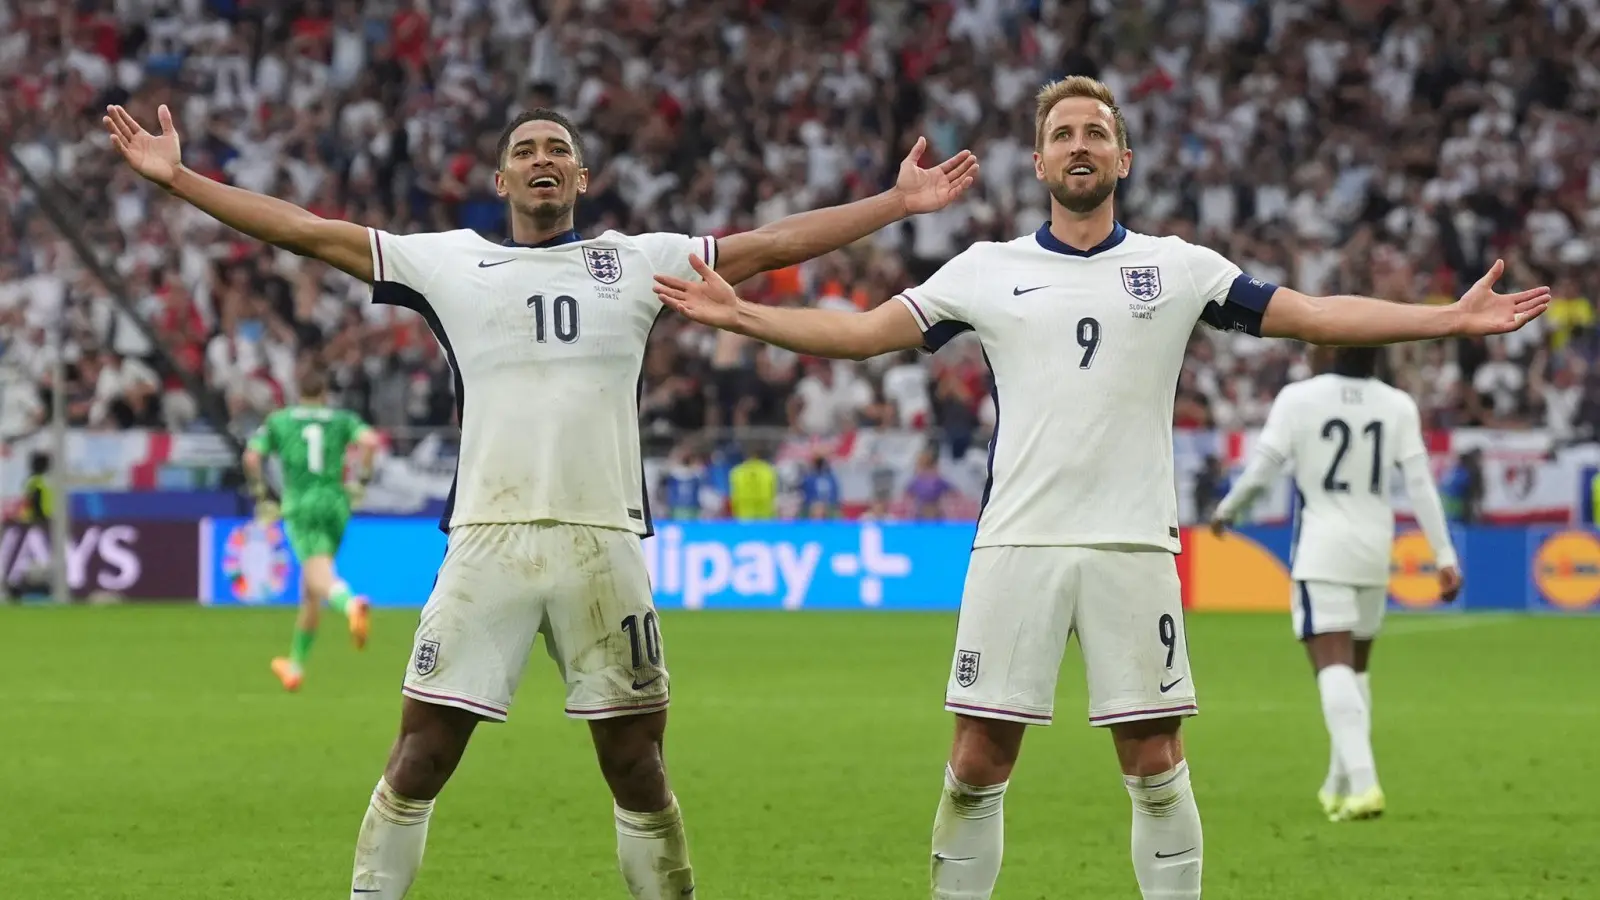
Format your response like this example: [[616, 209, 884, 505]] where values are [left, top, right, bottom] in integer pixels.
[[1034, 76, 1128, 151]]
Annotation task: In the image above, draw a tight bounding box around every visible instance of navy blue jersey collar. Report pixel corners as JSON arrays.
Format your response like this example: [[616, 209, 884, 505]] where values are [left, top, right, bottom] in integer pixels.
[[1035, 220, 1127, 257], [502, 229, 583, 248]]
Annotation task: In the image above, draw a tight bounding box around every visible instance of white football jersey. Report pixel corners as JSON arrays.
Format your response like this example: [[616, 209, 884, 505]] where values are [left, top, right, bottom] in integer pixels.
[[368, 227, 717, 535], [1254, 374, 1431, 585], [897, 223, 1277, 552]]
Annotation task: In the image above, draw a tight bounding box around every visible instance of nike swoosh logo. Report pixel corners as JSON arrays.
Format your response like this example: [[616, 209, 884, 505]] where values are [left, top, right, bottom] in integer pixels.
[[353, 890, 381, 894], [933, 853, 976, 862], [1160, 678, 1185, 693], [1012, 285, 1049, 295], [1154, 847, 1196, 859], [632, 675, 662, 691], [477, 259, 514, 268]]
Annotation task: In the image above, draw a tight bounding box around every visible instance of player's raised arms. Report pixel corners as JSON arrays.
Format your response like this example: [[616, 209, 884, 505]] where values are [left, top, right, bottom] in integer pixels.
[[711, 136, 978, 286], [653, 255, 927, 361], [104, 104, 374, 282], [1257, 259, 1550, 344]]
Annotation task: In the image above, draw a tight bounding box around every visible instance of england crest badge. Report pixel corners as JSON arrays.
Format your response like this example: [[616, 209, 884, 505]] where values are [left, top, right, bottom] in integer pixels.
[[413, 639, 440, 676], [584, 247, 622, 285], [955, 650, 981, 688], [1121, 266, 1162, 303]]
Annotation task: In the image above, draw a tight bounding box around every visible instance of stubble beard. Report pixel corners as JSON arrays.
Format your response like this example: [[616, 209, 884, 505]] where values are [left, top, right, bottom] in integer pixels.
[[514, 198, 575, 230], [1048, 172, 1117, 215]]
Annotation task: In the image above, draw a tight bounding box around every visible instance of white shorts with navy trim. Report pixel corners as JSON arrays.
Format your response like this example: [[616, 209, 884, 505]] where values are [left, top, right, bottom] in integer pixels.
[[402, 522, 669, 722], [1291, 580, 1387, 641], [945, 545, 1198, 727]]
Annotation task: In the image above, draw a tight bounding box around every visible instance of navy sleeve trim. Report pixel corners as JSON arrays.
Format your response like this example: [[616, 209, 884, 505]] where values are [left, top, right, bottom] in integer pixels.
[[1199, 273, 1278, 336], [923, 320, 974, 352]]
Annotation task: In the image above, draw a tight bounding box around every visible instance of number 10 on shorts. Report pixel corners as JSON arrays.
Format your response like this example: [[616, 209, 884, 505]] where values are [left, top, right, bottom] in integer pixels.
[[621, 612, 661, 669]]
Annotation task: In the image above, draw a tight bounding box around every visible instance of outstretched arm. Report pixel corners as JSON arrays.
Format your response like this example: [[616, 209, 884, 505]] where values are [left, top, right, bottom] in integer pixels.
[[1210, 448, 1285, 533], [1261, 260, 1550, 344], [655, 256, 925, 360], [105, 104, 374, 282], [714, 137, 978, 285], [1211, 393, 1295, 534]]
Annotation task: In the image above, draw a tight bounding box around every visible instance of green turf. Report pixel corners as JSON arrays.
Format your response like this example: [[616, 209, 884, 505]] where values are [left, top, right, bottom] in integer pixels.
[[5, 607, 1596, 899]]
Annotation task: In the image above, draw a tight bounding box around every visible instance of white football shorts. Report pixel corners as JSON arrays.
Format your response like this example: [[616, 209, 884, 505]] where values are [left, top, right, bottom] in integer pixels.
[[1291, 580, 1387, 641], [945, 545, 1198, 727], [401, 522, 669, 722]]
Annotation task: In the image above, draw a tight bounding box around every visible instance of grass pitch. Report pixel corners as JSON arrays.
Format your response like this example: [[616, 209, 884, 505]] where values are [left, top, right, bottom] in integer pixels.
[[5, 607, 1595, 899]]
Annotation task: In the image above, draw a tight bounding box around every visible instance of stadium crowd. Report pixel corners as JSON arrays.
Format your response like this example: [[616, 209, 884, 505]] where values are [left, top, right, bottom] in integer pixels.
[[3, 0, 1600, 471]]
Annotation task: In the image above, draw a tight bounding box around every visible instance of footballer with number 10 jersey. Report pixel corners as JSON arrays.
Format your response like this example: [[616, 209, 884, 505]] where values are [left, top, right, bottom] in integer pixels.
[[369, 225, 717, 722]]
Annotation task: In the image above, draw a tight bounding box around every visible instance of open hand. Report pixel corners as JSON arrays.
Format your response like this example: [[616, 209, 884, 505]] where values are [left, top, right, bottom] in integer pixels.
[[1438, 565, 1463, 603], [654, 255, 742, 330], [894, 137, 980, 215], [104, 104, 182, 188], [1454, 259, 1551, 336]]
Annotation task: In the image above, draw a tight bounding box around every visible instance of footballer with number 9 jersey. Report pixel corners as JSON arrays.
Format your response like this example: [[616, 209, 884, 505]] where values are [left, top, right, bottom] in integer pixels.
[[104, 100, 977, 899], [653, 76, 1549, 900]]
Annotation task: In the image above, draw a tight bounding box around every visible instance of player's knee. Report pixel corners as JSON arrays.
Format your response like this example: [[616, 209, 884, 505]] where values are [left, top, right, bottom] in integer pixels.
[[1124, 759, 1192, 817], [1111, 717, 1184, 777], [948, 714, 1024, 786], [1305, 631, 1355, 670], [385, 731, 467, 800], [385, 703, 477, 800], [590, 713, 669, 810]]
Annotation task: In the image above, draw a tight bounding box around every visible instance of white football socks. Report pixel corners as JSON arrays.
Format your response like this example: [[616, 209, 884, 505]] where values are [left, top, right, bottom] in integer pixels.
[[1324, 670, 1375, 794], [1125, 760, 1203, 899], [1317, 664, 1377, 795], [615, 795, 696, 900], [930, 765, 1008, 900], [350, 778, 434, 899]]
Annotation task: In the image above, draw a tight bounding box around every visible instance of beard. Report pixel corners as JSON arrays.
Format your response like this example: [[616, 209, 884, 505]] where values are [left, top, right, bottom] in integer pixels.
[[513, 197, 575, 227], [1047, 171, 1117, 214]]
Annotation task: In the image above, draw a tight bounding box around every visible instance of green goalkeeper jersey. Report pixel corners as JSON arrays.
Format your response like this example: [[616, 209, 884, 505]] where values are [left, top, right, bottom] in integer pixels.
[[247, 406, 371, 513]]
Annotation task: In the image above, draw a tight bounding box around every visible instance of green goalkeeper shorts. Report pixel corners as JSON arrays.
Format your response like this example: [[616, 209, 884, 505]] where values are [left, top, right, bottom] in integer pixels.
[[283, 496, 350, 561]]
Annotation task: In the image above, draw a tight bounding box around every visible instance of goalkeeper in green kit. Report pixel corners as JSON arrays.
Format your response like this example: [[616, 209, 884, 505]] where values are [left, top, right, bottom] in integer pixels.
[[244, 370, 381, 692]]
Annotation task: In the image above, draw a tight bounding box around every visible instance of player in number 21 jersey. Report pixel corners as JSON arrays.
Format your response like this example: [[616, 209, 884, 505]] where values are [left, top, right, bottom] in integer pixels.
[[1211, 346, 1460, 823], [654, 76, 1547, 900], [106, 99, 977, 898], [244, 369, 380, 693]]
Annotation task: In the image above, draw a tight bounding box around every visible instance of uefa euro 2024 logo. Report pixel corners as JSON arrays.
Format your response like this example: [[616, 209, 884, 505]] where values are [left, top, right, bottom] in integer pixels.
[[222, 520, 292, 603]]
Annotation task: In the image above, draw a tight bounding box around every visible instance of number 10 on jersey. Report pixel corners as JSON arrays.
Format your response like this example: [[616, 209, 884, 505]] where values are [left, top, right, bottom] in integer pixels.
[[526, 294, 581, 343]]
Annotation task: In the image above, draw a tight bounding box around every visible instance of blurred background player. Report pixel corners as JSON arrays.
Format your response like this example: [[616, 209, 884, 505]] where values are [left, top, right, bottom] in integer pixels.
[[3, 451, 56, 601], [659, 441, 709, 521], [729, 441, 779, 521], [800, 451, 841, 520], [1211, 346, 1461, 822], [653, 75, 1546, 900], [244, 368, 378, 692]]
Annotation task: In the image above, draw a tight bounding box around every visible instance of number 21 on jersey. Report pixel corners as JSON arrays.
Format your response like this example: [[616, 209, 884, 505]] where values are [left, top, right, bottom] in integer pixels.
[[1321, 418, 1384, 494]]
